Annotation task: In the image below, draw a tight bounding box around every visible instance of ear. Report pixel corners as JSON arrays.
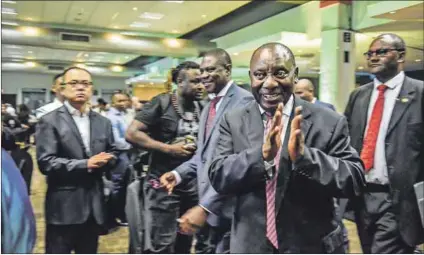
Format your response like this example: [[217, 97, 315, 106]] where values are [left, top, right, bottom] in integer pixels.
[[224, 64, 232, 76], [397, 50, 406, 63], [293, 67, 299, 84]]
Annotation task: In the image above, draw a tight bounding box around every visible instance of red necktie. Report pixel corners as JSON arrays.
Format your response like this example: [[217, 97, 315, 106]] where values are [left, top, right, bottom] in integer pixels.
[[206, 96, 222, 136], [360, 85, 388, 172], [264, 115, 280, 249]]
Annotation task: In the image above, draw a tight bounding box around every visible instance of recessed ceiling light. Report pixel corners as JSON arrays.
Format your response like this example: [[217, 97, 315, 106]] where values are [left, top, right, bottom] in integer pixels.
[[1, 7, 17, 15], [297, 50, 303, 53], [164, 38, 181, 48], [26, 17, 33, 21], [1, 21, 18, 26], [84, 53, 89, 57], [5, 45, 22, 49], [140, 12, 164, 20], [130, 22, 151, 28], [389, 11, 396, 14], [125, 56, 129, 59], [111, 65, 123, 72], [233, 52, 239, 56], [121, 32, 138, 36], [415, 59, 422, 62], [107, 34, 123, 43], [165, 1, 184, 3], [21, 27, 39, 36], [25, 61, 36, 68], [2, 1, 17, 4], [201, 14, 207, 18], [358, 66, 364, 70], [171, 29, 179, 33], [133, 7, 138, 11], [113, 25, 119, 29]]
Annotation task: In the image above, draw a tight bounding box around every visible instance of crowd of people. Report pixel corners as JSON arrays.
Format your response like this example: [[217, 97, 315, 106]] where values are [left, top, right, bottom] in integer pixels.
[[1, 32, 423, 254]]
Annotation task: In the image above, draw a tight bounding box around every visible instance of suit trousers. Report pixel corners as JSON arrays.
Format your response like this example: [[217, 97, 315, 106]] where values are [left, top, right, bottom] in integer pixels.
[[45, 216, 101, 254], [111, 152, 131, 222], [143, 176, 201, 253], [356, 189, 414, 253], [195, 222, 231, 254]]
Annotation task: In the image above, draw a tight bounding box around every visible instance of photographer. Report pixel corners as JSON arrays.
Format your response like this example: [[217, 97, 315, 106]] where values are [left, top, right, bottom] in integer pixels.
[[125, 61, 205, 253]]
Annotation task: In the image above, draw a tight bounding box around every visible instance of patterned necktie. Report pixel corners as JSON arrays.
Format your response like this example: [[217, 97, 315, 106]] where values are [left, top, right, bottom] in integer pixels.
[[264, 115, 280, 249], [206, 96, 222, 136], [360, 84, 388, 172]]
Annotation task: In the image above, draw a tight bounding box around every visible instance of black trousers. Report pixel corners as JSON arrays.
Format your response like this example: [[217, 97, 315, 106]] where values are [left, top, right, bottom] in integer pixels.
[[45, 217, 101, 254], [196, 222, 231, 254], [355, 187, 414, 253]]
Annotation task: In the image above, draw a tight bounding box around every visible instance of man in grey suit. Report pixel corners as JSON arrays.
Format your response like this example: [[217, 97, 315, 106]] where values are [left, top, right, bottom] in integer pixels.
[[36, 67, 118, 253], [294, 78, 336, 111], [160, 48, 254, 253], [344, 33, 424, 253], [208, 43, 365, 253]]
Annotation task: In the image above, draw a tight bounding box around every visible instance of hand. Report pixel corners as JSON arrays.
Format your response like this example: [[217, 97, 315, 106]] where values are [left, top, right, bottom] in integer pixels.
[[87, 152, 114, 169], [167, 142, 195, 158], [262, 103, 284, 161], [22, 124, 30, 129], [160, 172, 177, 195], [178, 205, 207, 235], [288, 106, 305, 162]]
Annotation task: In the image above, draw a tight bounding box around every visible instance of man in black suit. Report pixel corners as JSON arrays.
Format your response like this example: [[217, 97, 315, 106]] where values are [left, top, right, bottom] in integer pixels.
[[36, 67, 118, 253], [294, 78, 336, 111], [344, 33, 424, 253], [208, 42, 365, 253]]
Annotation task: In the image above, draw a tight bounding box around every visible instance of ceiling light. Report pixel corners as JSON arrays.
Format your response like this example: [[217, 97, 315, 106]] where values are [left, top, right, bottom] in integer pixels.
[[233, 52, 239, 56], [107, 34, 123, 43], [125, 56, 129, 59], [26, 17, 33, 21], [75, 63, 86, 68], [389, 11, 396, 14], [2, 7, 17, 15], [21, 27, 39, 36], [113, 25, 119, 29], [164, 38, 181, 48], [165, 1, 184, 3], [111, 65, 123, 72], [121, 32, 139, 36], [28, 51, 33, 54], [1, 21, 18, 26], [84, 53, 89, 57], [2, 1, 16, 3], [201, 14, 207, 18], [415, 59, 422, 62], [358, 66, 364, 70], [140, 12, 164, 20], [24, 61, 36, 68], [130, 22, 151, 28], [297, 50, 303, 53], [133, 7, 138, 11], [171, 29, 180, 33], [5, 45, 22, 49]]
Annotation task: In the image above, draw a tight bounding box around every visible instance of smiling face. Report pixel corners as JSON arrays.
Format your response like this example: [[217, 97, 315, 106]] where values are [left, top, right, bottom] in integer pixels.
[[199, 55, 231, 94], [249, 44, 298, 113]]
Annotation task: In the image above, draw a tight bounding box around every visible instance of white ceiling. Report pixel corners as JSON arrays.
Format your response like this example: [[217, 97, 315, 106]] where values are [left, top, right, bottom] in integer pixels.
[[2, 1, 250, 35]]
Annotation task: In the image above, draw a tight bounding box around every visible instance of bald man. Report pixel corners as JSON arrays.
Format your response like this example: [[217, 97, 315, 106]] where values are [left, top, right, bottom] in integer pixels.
[[344, 33, 424, 253], [208, 42, 365, 253], [294, 79, 336, 111]]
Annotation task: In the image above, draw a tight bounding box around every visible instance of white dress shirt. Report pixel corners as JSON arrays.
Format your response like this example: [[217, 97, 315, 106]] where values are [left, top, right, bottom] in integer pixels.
[[364, 71, 405, 184], [64, 101, 91, 154], [35, 98, 63, 119]]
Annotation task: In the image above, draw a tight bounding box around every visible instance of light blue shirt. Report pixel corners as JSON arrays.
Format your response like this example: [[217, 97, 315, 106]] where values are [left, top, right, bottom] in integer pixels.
[[364, 71, 405, 184], [107, 107, 131, 150]]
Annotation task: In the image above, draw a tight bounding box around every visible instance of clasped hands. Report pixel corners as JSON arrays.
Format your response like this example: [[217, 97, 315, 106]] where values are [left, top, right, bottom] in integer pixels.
[[262, 103, 305, 162]]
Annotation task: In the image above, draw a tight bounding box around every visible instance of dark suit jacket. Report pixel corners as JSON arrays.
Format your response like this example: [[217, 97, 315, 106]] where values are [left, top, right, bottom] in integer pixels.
[[36, 105, 118, 226], [315, 99, 336, 111], [173, 83, 254, 226], [208, 97, 365, 253], [344, 76, 424, 247]]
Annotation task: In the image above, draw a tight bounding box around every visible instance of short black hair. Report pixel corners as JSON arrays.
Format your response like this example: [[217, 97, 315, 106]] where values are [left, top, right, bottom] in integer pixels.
[[62, 66, 92, 79], [53, 73, 63, 83], [202, 48, 232, 67], [171, 61, 200, 84], [97, 98, 107, 106]]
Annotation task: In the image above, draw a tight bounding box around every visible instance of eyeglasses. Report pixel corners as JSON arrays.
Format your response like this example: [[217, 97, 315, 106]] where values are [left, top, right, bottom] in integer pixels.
[[61, 81, 93, 88], [363, 48, 404, 59]]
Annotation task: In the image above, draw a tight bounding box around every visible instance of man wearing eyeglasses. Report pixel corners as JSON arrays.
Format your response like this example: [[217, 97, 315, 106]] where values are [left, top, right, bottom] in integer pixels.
[[36, 66, 118, 253], [344, 33, 424, 253]]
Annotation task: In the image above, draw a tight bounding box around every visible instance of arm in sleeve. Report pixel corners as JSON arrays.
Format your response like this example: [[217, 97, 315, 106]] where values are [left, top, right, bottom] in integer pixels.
[[36, 118, 88, 175], [208, 113, 266, 195], [293, 116, 366, 198], [110, 117, 131, 150]]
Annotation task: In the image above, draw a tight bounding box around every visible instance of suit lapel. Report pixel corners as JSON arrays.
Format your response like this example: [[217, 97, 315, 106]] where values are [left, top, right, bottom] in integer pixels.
[[198, 103, 209, 148], [88, 111, 97, 156], [244, 101, 264, 150], [58, 106, 86, 155], [275, 98, 312, 213], [386, 77, 416, 136], [202, 83, 236, 154], [359, 84, 374, 138]]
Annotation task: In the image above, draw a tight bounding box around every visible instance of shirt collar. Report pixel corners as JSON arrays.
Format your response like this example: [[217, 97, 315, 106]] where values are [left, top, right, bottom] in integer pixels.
[[53, 98, 64, 106], [311, 97, 317, 103], [208, 80, 233, 100], [64, 101, 89, 117], [373, 71, 405, 90], [258, 94, 294, 117]]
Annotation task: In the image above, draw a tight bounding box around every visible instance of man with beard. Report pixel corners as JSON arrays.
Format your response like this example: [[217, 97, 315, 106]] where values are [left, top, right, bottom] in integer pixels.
[[159, 49, 254, 253], [125, 61, 205, 253], [36, 67, 118, 253], [207, 43, 365, 253], [344, 33, 424, 253]]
